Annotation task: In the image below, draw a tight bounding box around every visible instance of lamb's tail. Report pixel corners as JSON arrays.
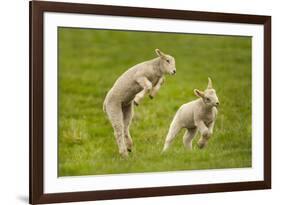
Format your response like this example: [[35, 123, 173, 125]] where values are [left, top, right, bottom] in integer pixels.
[[103, 89, 112, 113], [103, 99, 107, 113]]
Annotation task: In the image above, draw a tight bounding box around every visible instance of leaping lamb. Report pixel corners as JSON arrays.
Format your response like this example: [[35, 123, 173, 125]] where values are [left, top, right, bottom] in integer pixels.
[[103, 49, 176, 157], [162, 78, 219, 152]]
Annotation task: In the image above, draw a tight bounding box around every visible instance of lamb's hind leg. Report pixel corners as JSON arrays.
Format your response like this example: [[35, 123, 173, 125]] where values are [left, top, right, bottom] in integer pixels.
[[162, 120, 181, 152], [123, 102, 134, 152], [183, 128, 197, 150], [105, 103, 128, 157]]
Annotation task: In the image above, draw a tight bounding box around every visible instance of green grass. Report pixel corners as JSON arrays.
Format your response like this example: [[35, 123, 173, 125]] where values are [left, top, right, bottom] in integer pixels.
[[58, 28, 252, 176]]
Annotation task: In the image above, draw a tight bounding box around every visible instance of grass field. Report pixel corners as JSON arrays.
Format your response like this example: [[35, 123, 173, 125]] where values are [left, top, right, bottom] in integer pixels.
[[58, 28, 252, 176]]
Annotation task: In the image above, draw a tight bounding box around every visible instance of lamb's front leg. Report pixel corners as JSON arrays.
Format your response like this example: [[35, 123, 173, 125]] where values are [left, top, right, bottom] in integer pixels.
[[149, 77, 165, 99], [134, 77, 152, 106], [196, 120, 211, 149], [134, 90, 146, 106], [207, 121, 215, 138], [198, 121, 215, 149]]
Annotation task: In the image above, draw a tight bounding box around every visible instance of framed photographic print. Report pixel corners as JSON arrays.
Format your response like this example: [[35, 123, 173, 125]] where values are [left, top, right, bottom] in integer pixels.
[[29, 0, 271, 204]]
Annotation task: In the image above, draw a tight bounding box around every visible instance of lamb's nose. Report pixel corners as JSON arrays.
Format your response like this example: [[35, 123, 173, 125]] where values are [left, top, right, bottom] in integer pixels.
[[173, 70, 176, 74], [216, 102, 220, 106]]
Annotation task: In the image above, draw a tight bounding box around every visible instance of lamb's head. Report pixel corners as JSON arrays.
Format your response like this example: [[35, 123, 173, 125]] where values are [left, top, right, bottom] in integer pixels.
[[155, 48, 176, 75], [194, 77, 220, 108]]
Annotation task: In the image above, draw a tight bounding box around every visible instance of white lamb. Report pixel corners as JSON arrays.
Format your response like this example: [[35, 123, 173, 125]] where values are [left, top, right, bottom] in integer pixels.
[[103, 49, 176, 157], [162, 78, 219, 152]]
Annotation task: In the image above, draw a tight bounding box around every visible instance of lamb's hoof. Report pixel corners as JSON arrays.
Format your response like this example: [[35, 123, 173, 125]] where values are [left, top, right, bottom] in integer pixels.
[[198, 142, 205, 149], [161, 147, 168, 154], [120, 151, 129, 158], [184, 146, 192, 151], [127, 148, 132, 152], [149, 95, 154, 99], [134, 101, 139, 106]]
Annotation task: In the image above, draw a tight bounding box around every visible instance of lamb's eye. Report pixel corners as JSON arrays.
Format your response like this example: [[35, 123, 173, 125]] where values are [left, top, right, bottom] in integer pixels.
[[206, 98, 210, 102], [166, 59, 170, 63]]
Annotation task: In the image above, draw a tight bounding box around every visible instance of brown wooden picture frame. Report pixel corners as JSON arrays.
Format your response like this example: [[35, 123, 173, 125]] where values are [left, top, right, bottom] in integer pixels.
[[30, 0, 271, 204]]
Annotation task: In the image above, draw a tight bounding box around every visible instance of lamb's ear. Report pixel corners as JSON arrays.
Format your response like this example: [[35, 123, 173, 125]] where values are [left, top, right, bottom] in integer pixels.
[[194, 89, 205, 98], [155, 48, 165, 58], [207, 77, 213, 89]]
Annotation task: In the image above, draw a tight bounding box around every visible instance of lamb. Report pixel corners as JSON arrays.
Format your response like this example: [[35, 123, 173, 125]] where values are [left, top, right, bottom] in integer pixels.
[[103, 49, 176, 157], [162, 78, 219, 152]]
